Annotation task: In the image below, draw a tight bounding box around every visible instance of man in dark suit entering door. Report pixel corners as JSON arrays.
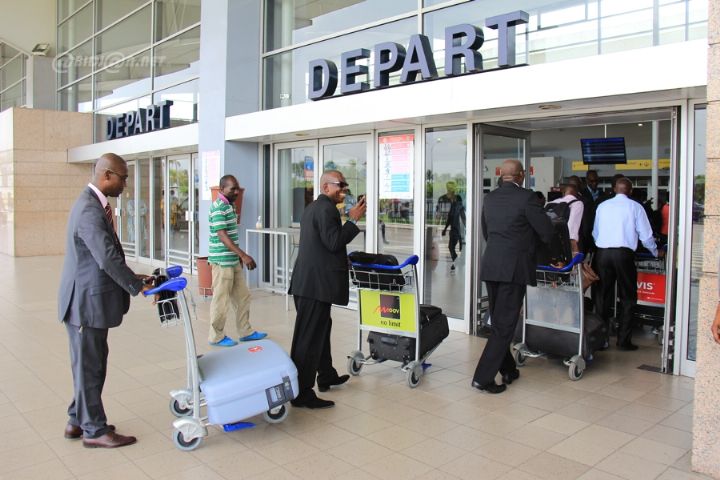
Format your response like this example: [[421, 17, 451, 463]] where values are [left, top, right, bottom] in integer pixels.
[[289, 170, 367, 409], [472, 160, 554, 394], [58, 153, 152, 447]]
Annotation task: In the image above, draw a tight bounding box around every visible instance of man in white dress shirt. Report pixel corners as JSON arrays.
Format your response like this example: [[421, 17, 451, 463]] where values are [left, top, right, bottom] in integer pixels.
[[593, 177, 658, 351], [548, 183, 584, 255]]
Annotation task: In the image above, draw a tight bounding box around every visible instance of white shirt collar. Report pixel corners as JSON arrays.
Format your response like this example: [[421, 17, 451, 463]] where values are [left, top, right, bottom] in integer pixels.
[[88, 183, 108, 208]]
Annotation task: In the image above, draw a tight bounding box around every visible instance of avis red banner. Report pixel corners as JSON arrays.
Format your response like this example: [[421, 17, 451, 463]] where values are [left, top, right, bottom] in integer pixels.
[[637, 272, 666, 304]]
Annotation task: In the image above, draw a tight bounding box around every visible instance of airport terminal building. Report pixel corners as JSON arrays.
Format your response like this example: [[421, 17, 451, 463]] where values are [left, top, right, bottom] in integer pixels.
[[0, 0, 719, 475]]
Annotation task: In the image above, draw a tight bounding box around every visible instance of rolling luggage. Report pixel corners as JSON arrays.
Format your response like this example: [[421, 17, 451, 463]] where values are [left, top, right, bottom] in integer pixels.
[[367, 304, 449, 364], [522, 309, 607, 360], [198, 340, 299, 425]]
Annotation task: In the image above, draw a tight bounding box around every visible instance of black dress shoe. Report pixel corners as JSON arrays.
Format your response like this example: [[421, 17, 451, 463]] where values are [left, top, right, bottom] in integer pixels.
[[64, 423, 116, 439], [290, 397, 335, 409], [471, 381, 507, 394], [501, 370, 520, 385], [317, 374, 350, 392], [617, 343, 639, 351]]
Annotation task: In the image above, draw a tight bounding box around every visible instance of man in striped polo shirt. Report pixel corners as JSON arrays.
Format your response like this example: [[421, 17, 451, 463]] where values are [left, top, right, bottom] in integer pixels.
[[208, 175, 267, 346]]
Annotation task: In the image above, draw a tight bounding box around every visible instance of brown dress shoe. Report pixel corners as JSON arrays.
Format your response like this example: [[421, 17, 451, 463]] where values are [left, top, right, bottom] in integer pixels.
[[65, 423, 116, 439], [82, 431, 136, 448]]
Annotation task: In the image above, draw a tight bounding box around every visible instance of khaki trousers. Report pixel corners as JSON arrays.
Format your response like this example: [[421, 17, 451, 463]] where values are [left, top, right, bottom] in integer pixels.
[[208, 263, 253, 342]]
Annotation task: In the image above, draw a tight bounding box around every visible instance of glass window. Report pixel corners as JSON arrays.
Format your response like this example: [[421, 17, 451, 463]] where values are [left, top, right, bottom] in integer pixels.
[[0, 83, 24, 111], [59, 2, 93, 53], [59, 0, 89, 21], [600, 9, 653, 53], [95, 5, 151, 57], [264, 18, 416, 109], [264, 0, 417, 51], [277, 146, 315, 229], [378, 132, 415, 258], [94, 95, 152, 141], [323, 141, 367, 254], [687, 106, 706, 362], [153, 78, 199, 125], [96, 0, 148, 30], [59, 78, 93, 112], [423, 126, 467, 319], [94, 49, 152, 109], [0, 44, 20, 68], [0, 55, 24, 90], [155, 0, 201, 42], [57, 39, 93, 88], [153, 26, 200, 90]]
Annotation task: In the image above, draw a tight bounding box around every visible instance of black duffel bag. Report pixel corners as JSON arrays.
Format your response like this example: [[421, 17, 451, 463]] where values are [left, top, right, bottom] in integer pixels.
[[348, 251, 405, 290]]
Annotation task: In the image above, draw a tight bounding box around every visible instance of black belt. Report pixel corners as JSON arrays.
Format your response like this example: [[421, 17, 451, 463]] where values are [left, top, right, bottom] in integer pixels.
[[598, 247, 634, 253]]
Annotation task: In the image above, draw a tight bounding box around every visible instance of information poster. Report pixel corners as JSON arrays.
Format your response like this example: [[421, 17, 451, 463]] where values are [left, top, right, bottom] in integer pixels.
[[379, 134, 414, 200], [201, 150, 220, 201], [359, 290, 417, 333]]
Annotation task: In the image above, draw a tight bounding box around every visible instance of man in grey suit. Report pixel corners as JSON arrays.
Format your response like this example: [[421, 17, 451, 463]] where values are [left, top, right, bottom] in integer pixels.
[[58, 153, 150, 448]]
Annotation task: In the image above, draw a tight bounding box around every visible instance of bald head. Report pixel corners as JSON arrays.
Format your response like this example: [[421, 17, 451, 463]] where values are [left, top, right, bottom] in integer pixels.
[[500, 159, 524, 184], [320, 169, 348, 203], [614, 177, 632, 195], [93, 153, 128, 197]]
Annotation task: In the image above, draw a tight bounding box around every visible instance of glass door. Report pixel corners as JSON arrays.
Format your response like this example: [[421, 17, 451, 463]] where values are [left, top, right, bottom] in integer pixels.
[[423, 126, 468, 321], [167, 154, 192, 269], [137, 158, 152, 262], [119, 161, 137, 258], [472, 125, 530, 335]]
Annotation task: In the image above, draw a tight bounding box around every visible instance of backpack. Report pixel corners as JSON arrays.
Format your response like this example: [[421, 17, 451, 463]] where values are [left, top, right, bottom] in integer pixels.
[[544, 199, 579, 222], [537, 199, 579, 266]]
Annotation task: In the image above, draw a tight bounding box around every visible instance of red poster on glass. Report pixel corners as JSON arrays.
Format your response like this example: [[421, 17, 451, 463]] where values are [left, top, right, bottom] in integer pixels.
[[637, 272, 666, 304]]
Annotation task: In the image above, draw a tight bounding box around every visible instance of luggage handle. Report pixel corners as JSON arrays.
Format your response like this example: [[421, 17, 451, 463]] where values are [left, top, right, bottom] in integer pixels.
[[380, 336, 399, 346]]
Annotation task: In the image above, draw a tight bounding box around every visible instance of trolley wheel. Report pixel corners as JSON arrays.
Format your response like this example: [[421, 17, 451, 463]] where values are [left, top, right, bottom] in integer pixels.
[[406, 362, 422, 388], [170, 398, 192, 418], [347, 351, 364, 376], [263, 404, 288, 424], [513, 346, 527, 367], [568, 362, 584, 381], [173, 429, 202, 451]]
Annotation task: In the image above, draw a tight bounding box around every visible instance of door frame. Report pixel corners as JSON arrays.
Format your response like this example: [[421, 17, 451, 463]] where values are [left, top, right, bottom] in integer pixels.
[[471, 124, 531, 335]]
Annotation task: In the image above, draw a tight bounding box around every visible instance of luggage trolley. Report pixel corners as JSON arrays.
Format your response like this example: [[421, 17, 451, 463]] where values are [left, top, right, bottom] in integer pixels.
[[144, 267, 298, 451], [346, 254, 439, 388], [513, 253, 592, 381], [634, 250, 667, 345]]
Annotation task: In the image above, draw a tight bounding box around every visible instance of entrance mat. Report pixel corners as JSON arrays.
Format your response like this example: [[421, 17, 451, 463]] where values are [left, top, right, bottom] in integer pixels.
[[637, 364, 662, 373]]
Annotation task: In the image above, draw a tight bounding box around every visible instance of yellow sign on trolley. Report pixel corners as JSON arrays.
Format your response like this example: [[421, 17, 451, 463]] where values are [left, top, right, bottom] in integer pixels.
[[359, 290, 417, 333]]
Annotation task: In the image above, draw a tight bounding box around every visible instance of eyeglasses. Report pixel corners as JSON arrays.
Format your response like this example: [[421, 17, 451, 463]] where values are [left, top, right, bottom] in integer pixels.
[[106, 169, 129, 182], [327, 180, 349, 189]]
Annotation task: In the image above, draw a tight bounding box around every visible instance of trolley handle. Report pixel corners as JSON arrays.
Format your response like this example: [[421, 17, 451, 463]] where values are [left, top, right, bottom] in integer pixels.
[[350, 254, 419, 271], [166, 265, 184, 278], [143, 277, 188, 296], [537, 253, 585, 272]]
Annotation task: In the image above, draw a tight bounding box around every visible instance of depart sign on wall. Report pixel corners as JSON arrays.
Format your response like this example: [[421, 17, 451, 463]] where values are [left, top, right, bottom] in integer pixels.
[[308, 10, 529, 100], [106, 100, 174, 140]]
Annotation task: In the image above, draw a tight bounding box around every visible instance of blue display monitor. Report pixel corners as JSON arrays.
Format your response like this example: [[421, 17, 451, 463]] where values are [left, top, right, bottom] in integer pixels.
[[580, 137, 627, 164]]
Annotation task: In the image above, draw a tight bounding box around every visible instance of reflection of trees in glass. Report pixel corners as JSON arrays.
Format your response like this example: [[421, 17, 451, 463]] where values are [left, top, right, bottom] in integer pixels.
[[694, 174, 705, 204]]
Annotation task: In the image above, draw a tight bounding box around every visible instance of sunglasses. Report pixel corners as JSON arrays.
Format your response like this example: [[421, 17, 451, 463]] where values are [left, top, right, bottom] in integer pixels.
[[327, 181, 349, 189]]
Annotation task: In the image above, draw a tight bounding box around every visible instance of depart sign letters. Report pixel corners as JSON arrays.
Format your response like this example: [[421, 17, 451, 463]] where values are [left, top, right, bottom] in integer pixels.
[[308, 10, 529, 100], [106, 100, 174, 140]]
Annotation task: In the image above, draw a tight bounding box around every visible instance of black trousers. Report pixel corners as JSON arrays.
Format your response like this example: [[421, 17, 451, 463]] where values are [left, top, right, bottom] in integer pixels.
[[448, 230, 462, 261], [594, 247, 637, 346], [66, 323, 111, 439], [290, 296, 339, 400], [473, 281, 526, 385]]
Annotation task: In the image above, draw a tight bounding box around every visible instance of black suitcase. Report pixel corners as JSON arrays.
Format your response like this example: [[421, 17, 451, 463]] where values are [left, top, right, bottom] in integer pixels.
[[367, 304, 449, 365], [523, 310, 607, 360], [348, 251, 405, 289]]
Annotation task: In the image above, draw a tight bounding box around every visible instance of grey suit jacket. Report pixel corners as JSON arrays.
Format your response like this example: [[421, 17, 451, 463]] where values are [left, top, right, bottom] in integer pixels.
[[58, 186, 144, 328]]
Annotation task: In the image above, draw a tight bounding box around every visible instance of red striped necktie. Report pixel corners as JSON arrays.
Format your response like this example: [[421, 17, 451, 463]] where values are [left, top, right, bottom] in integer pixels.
[[104, 203, 113, 225]]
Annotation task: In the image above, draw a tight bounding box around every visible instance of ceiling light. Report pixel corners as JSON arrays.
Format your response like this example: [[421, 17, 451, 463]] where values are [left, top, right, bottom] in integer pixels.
[[31, 43, 50, 56], [637, 123, 644, 127], [538, 104, 561, 110], [295, 132, 309, 137]]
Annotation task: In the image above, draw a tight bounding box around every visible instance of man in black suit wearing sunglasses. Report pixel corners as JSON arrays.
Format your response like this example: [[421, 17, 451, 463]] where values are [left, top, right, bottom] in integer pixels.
[[289, 170, 366, 408]]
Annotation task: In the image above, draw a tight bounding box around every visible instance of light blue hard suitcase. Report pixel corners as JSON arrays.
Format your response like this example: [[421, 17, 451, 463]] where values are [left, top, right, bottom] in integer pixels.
[[199, 340, 299, 425]]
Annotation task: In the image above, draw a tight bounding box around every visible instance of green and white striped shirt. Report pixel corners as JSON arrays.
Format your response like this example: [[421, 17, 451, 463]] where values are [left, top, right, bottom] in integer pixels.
[[208, 195, 239, 267]]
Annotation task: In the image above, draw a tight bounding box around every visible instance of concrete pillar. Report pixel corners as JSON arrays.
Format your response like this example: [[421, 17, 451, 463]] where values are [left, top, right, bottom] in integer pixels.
[[692, 0, 720, 477], [197, 0, 262, 265]]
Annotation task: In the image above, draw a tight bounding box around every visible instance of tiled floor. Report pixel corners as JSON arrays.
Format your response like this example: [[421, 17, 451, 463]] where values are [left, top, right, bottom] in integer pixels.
[[0, 255, 710, 480]]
